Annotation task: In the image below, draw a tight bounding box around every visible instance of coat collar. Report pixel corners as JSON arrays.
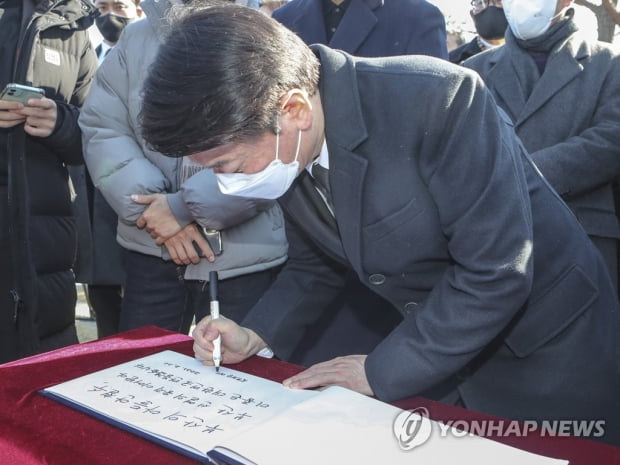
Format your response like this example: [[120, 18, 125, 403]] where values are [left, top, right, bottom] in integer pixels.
[[32, 0, 96, 29], [288, 0, 383, 53], [483, 33, 589, 126], [140, 0, 176, 37], [309, 45, 370, 271]]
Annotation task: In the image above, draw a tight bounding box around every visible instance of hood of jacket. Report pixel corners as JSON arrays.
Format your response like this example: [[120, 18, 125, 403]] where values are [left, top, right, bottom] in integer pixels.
[[32, 0, 97, 30], [140, 0, 176, 36]]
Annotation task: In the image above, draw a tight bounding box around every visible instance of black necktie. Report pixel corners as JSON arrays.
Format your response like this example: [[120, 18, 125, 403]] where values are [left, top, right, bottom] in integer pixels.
[[311, 163, 333, 211]]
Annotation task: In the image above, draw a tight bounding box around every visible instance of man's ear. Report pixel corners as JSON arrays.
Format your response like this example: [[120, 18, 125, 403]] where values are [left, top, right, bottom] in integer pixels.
[[279, 89, 313, 131]]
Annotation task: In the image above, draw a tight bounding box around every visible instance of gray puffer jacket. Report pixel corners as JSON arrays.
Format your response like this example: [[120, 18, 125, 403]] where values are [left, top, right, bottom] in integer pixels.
[[79, 0, 288, 281]]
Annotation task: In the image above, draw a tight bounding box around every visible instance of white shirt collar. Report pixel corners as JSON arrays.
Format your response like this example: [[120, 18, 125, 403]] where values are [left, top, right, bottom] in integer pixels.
[[97, 42, 114, 65], [306, 139, 329, 174]]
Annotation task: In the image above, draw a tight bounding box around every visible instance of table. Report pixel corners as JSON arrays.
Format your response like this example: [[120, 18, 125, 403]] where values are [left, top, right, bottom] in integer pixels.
[[1, 326, 618, 465]]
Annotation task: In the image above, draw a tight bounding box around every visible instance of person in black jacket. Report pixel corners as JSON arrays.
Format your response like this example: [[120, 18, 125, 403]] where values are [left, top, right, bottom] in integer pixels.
[[449, 0, 507, 64], [0, 0, 98, 363]]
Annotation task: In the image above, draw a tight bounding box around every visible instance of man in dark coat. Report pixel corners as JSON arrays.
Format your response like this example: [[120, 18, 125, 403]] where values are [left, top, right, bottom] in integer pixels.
[[464, 0, 620, 292], [273, 0, 448, 59], [272, 0, 448, 366], [139, 5, 620, 445], [0, 0, 98, 362]]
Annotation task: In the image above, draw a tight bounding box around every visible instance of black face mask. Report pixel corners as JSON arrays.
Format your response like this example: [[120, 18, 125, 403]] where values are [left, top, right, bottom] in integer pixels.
[[95, 13, 132, 44], [473, 6, 508, 41]]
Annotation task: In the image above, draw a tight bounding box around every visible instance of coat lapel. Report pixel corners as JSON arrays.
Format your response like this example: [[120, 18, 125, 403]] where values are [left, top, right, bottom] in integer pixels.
[[329, 0, 381, 53], [289, 0, 328, 46], [281, 173, 348, 265], [330, 146, 367, 273], [483, 46, 528, 122], [516, 38, 587, 126], [313, 45, 370, 273]]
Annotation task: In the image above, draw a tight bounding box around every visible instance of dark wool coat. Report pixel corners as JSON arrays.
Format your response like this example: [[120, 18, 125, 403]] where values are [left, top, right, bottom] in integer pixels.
[[242, 45, 620, 445], [464, 27, 620, 284], [272, 0, 448, 59]]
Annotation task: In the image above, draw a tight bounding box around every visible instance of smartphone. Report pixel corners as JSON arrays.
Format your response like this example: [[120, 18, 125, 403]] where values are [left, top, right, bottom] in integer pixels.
[[203, 228, 223, 256], [195, 227, 223, 256], [0, 83, 45, 105]]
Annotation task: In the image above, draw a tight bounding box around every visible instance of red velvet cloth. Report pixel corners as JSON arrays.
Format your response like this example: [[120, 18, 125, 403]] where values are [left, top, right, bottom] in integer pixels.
[[0, 326, 618, 465]]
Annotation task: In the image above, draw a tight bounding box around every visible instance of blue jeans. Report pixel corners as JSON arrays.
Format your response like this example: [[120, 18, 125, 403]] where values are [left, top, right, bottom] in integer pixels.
[[120, 250, 281, 333]]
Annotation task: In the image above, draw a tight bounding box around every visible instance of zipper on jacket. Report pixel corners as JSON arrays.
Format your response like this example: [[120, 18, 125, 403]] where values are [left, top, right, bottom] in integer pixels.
[[10, 289, 23, 324]]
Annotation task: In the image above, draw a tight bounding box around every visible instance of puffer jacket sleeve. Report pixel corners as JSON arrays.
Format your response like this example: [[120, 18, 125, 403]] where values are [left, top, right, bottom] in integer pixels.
[[79, 38, 171, 225], [171, 169, 275, 231]]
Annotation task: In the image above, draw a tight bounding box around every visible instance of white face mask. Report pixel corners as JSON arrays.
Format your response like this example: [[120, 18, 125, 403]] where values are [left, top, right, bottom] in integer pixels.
[[216, 128, 302, 199], [503, 0, 562, 40]]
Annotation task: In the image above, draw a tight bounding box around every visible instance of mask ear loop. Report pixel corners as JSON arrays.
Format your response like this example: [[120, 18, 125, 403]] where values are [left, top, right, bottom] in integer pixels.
[[274, 114, 281, 161], [275, 130, 281, 162], [293, 130, 302, 163]]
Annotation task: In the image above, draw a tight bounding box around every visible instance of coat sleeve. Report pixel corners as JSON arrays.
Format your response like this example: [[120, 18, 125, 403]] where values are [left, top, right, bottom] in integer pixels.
[[365, 69, 534, 402], [171, 168, 276, 230], [79, 41, 170, 225], [240, 215, 348, 359], [403, 1, 448, 60], [529, 52, 620, 198]]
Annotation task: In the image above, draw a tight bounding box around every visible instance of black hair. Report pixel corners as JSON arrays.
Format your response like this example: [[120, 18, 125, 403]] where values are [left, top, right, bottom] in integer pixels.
[[140, 2, 320, 158]]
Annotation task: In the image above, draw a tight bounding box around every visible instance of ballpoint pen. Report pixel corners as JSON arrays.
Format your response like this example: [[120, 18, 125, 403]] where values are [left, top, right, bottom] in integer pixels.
[[209, 271, 221, 373]]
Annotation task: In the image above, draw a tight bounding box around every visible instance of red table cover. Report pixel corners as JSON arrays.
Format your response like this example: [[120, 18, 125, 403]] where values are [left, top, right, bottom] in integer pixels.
[[0, 326, 618, 465]]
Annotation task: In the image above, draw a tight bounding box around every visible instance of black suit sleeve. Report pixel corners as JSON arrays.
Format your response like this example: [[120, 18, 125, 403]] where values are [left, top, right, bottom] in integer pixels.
[[241, 214, 348, 360]]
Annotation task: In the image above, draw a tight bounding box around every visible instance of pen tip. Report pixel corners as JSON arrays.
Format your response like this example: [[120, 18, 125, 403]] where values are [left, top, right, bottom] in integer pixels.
[[216, 366, 220, 373]]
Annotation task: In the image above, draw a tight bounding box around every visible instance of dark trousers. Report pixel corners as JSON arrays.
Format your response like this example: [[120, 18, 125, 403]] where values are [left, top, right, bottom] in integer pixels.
[[85, 284, 122, 338], [120, 250, 280, 333]]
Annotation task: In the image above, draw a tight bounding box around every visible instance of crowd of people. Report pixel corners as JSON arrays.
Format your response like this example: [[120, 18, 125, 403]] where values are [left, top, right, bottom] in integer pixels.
[[1, 0, 618, 446]]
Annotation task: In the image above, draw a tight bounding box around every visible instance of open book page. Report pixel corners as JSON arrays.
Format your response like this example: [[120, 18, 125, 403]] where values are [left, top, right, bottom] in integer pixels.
[[216, 386, 569, 465], [40, 350, 317, 459]]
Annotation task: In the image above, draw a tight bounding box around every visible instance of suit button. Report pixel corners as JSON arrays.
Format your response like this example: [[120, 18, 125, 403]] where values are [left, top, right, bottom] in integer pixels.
[[368, 274, 386, 285], [404, 302, 418, 314]]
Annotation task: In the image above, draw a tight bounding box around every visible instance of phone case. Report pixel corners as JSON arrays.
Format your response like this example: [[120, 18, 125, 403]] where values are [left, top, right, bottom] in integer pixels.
[[0, 84, 45, 104]]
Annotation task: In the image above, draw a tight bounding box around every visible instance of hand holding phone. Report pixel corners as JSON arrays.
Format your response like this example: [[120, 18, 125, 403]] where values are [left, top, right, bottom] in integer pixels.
[[0, 84, 56, 136], [0, 83, 45, 106]]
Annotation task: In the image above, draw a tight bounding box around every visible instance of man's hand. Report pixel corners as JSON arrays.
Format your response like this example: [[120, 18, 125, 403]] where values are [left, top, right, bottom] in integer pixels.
[[132, 193, 182, 243], [0, 100, 27, 128], [0, 97, 58, 135], [192, 315, 267, 366], [282, 355, 374, 396], [18, 97, 58, 137], [164, 223, 215, 265]]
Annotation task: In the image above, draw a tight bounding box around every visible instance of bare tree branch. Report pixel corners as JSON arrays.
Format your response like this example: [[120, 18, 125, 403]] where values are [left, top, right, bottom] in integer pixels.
[[574, 0, 599, 14], [602, 0, 620, 25]]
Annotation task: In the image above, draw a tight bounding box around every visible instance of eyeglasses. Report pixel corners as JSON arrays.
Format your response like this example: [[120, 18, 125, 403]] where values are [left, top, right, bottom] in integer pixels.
[[470, 0, 503, 15]]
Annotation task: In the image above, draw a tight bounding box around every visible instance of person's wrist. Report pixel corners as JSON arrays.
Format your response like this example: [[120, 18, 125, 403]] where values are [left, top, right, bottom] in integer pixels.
[[244, 328, 268, 357]]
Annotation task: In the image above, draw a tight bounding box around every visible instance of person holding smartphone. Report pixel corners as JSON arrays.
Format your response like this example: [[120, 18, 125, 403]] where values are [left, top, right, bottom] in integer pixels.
[[0, 0, 98, 363]]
